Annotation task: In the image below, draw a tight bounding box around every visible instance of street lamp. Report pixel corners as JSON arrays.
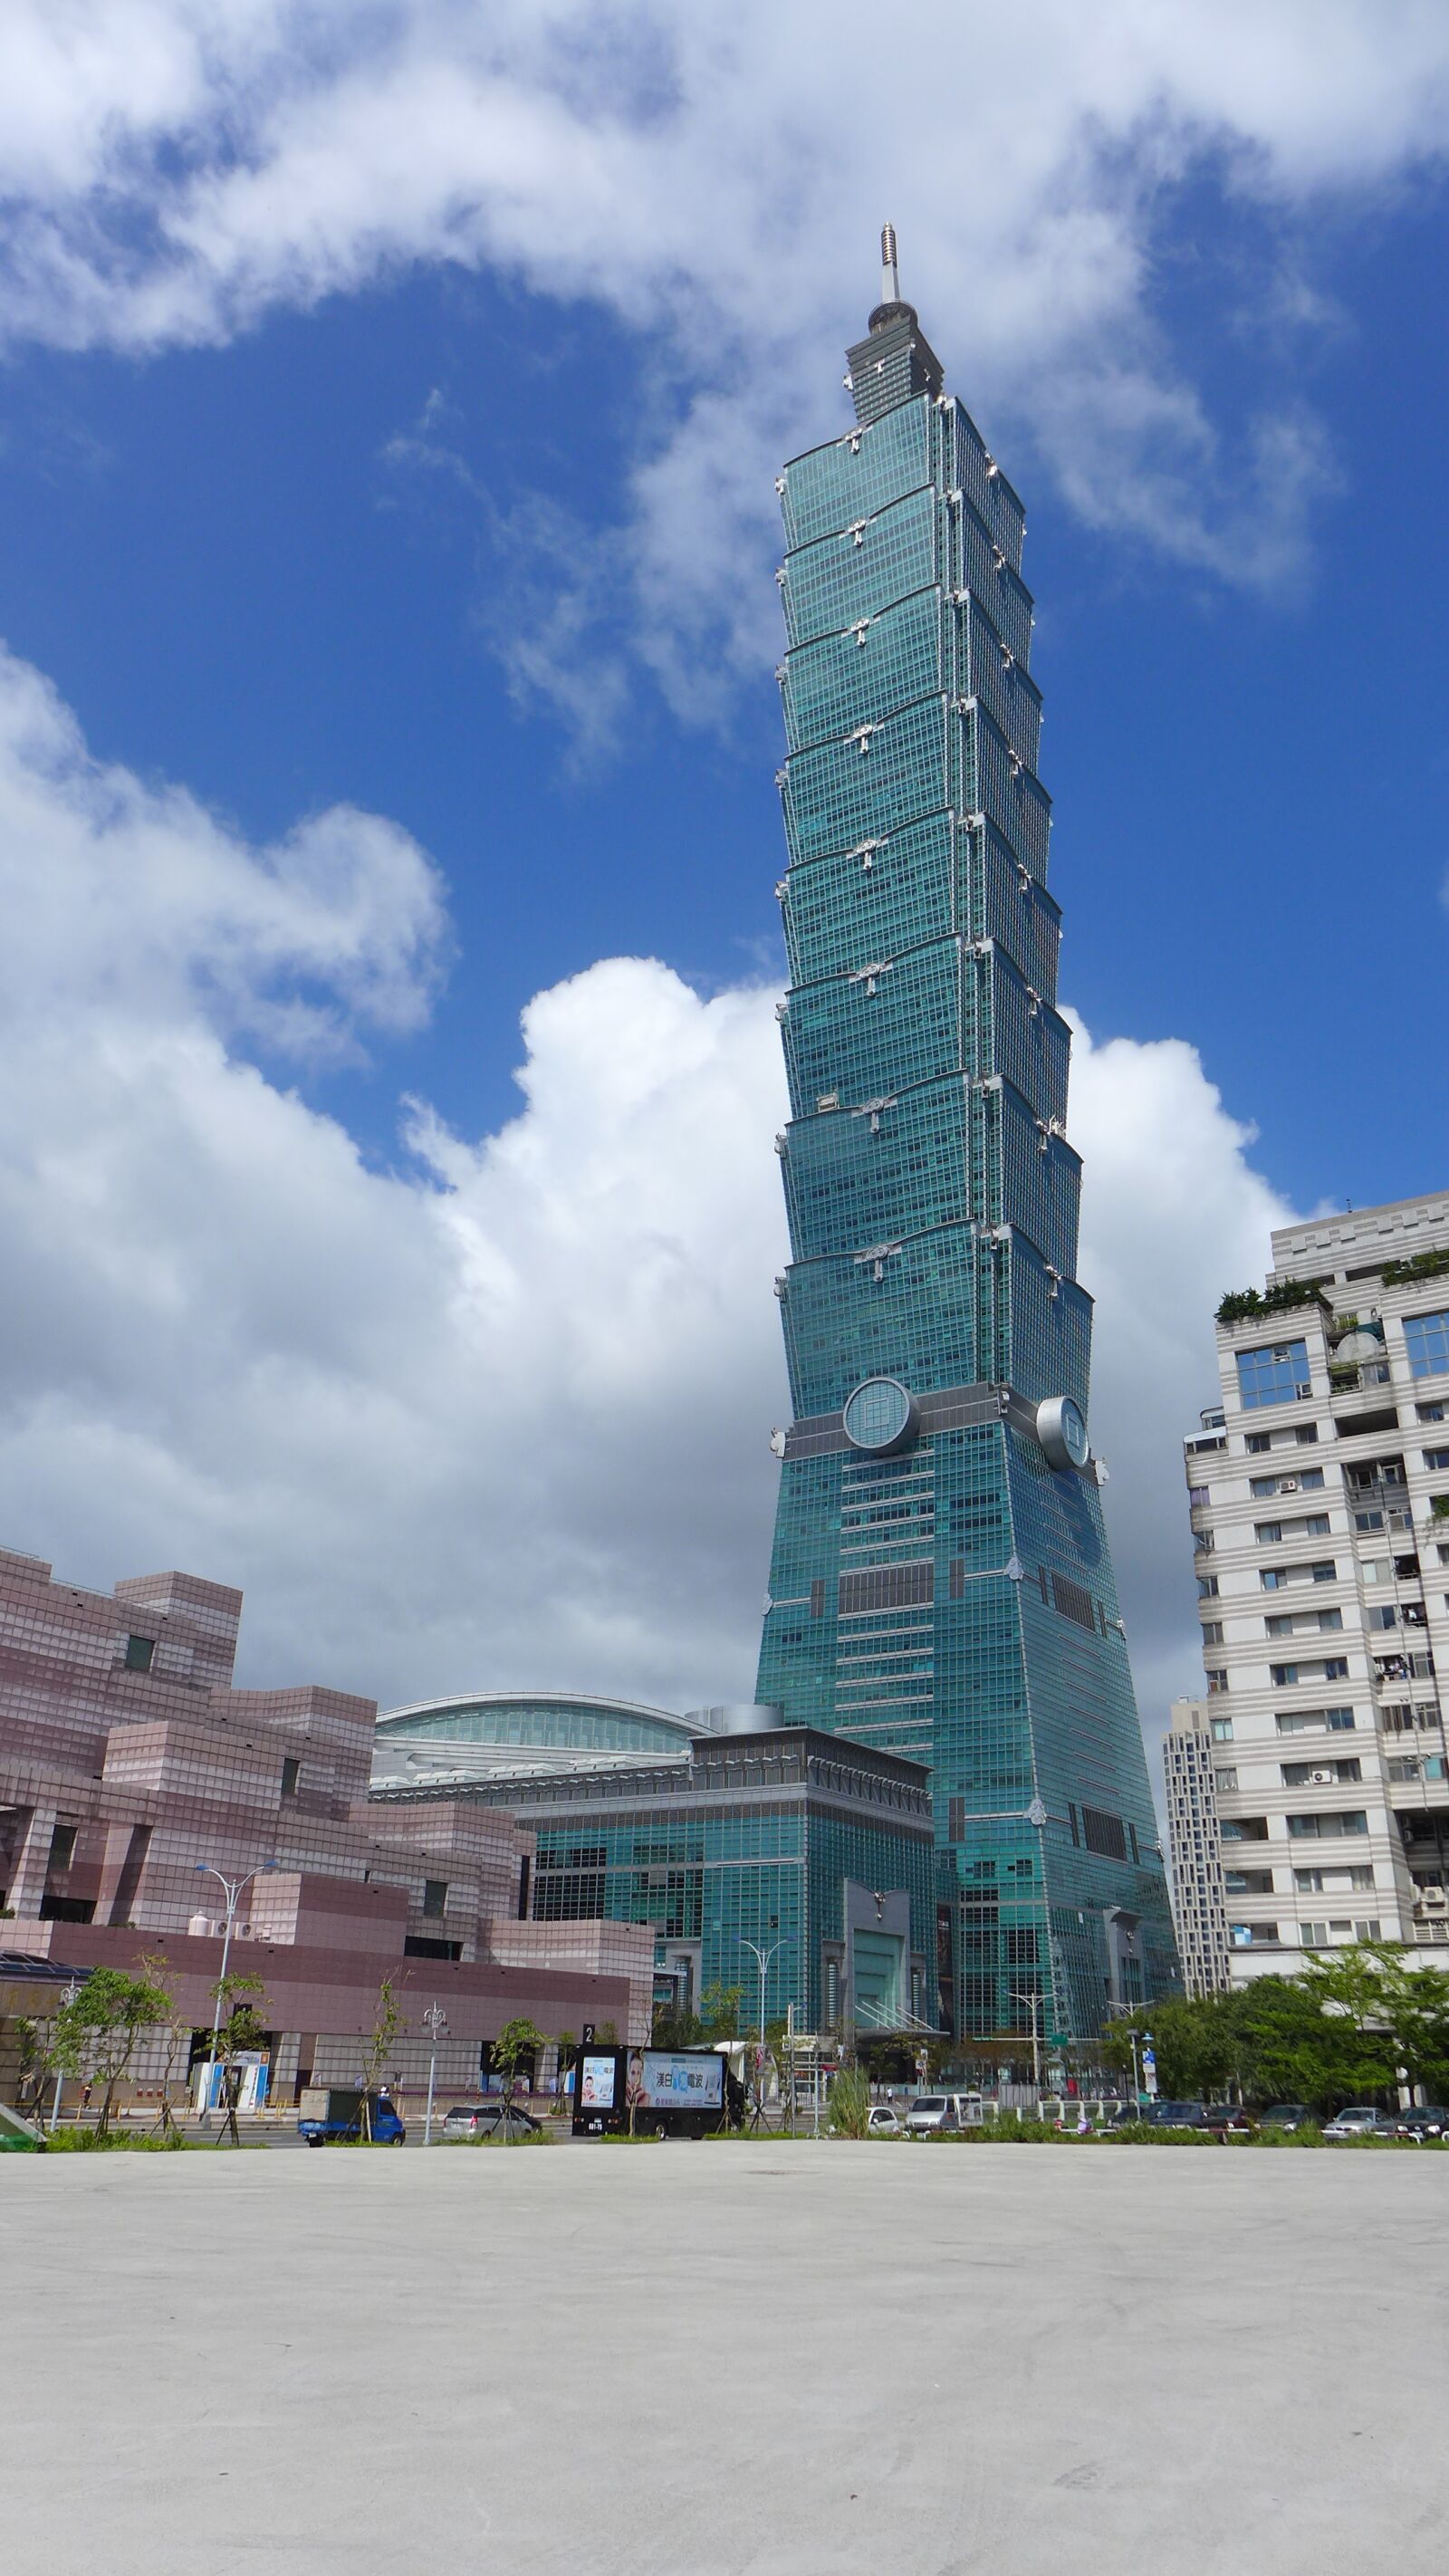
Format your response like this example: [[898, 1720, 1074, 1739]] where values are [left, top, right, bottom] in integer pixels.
[[194, 1860, 276, 2126], [48, 1979, 81, 2134], [422, 2002, 448, 2147], [740, 1937, 789, 2126], [1011, 1988, 1044, 2093]]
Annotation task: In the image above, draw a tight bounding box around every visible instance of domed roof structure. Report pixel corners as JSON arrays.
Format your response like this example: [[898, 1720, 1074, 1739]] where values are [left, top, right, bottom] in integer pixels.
[[371, 1690, 711, 1789]]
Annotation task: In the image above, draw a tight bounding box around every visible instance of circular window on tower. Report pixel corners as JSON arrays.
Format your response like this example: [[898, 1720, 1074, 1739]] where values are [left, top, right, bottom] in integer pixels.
[[842, 1376, 918, 1455]]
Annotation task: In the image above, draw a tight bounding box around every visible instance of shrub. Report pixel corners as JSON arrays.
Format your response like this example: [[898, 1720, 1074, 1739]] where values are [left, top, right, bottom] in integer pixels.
[[827, 2069, 872, 2138], [44, 2125, 188, 2153], [1097, 2121, 1217, 2146]]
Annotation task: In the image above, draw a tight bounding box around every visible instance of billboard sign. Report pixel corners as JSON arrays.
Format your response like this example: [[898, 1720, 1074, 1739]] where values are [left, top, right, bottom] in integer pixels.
[[635, 2050, 724, 2111], [579, 2053, 617, 2110]]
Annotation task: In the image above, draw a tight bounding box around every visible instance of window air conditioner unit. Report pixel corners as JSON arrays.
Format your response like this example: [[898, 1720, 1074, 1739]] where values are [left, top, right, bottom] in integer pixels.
[[1281, 1478, 1299, 1494], [1309, 1768, 1334, 1785], [1417, 1888, 1448, 1912]]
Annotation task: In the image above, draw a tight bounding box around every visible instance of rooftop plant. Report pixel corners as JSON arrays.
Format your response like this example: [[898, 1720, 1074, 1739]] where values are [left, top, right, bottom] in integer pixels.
[[1215, 1277, 1331, 1329], [1382, 1245, 1449, 1289]]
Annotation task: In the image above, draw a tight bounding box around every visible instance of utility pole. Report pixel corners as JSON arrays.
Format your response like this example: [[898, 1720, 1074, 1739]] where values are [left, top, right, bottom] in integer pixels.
[[193, 1860, 276, 2127], [422, 2002, 448, 2147]]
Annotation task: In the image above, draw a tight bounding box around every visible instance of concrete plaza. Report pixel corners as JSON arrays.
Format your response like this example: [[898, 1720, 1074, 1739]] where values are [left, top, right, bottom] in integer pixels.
[[3, 2140, 1445, 2573]]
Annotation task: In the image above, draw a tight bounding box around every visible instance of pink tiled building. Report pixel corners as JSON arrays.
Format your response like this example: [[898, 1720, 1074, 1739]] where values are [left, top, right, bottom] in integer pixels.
[[0, 1548, 651, 2101]]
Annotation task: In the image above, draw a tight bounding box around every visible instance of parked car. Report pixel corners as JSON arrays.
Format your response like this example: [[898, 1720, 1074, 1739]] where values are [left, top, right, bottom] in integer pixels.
[[1146, 2100, 1209, 2129], [1393, 2107, 1449, 2141], [866, 2104, 904, 2137], [904, 2095, 959, 2136], [1201, 2105, 1256, 2135], [440, 2102, 542, 2142], [1322, 2106, 1397, 2141], [1259, 2103, 1313, 2131]]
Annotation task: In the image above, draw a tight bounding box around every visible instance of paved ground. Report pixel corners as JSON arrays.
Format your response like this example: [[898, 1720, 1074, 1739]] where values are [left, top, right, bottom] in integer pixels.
[[4, 2141, 1446, 2575]]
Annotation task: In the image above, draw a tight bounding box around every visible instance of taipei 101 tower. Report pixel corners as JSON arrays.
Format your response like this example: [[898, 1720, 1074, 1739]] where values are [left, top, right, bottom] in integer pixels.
[[755, 231, 1178, 2052]]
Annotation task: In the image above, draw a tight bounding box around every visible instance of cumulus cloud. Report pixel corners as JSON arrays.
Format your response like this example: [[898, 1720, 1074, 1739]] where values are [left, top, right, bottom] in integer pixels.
[[1069, 1019, 1296, 1756], [0, 642, 1291, 1772], [2, 1, 1447, 713], [0, 648, 451, 1057]]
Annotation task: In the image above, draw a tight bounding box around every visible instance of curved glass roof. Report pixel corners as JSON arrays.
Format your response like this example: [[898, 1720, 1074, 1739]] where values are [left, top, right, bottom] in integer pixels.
[[372, 1691, 706, 1787]]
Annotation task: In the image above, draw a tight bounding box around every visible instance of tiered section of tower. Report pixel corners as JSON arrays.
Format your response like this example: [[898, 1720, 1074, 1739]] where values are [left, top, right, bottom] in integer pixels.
[[772, 380, 1086, 1427], [756, 272, 1178, 2049]]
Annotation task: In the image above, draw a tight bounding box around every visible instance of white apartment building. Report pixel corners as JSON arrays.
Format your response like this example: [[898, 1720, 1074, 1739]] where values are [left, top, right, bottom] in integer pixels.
[[1163, 1700, 1231, 1995], [1170, 1190, 1449, 1980]]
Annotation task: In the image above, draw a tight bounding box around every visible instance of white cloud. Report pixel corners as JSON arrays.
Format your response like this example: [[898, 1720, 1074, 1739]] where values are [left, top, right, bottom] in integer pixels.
[[0, 642, 1291, 1780], [1068, 1018, 1297, 1762], [2, 0, 1447, 709], [0, 648, 451, 1058]]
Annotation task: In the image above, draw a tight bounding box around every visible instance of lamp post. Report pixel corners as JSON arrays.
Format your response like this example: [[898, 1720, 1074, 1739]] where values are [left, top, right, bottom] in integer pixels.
[[422, 2002, 448, 2147], [194, 1860, 276, 2127], [955, 1799, 1052, 2083], [48, 1979, 81, 2134], [740, 1937, 788, 2128], [1011, 1988, 1044, 2093]]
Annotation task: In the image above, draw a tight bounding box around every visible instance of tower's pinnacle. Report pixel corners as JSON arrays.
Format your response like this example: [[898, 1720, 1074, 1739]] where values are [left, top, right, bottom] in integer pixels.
[[880, 223, 900, 306]]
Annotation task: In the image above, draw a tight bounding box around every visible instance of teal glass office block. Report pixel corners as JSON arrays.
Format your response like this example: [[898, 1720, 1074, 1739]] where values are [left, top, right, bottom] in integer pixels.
[[756, 253, 1179, 2053]]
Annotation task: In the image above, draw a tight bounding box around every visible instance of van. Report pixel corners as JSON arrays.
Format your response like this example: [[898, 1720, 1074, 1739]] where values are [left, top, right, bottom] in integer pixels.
[[904, 2095, 959, 2136]]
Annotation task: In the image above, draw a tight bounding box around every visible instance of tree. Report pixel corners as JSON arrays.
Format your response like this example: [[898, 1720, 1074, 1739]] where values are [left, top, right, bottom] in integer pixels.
[[139, 1952, 193, 2138], [355, 1974, 402, 2142], [211, 1971, 271, 2147], [552, 2029, 577, 2110], [0, 2009, 43, 2116], [493, 2015, 544, 2108], [699, 1983, 743, 2043], [1099, 1996, 1241, 2100], [1198, 1970, 1387, 2110], [1370, 1947, 1449, 2099], [652, 1998, 703, 2049], [51, 1967, 173, 2135]]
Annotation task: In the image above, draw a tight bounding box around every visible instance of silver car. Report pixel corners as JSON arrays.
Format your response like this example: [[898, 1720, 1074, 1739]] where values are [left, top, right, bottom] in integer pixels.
[[440, 2101, 541, 2141], [1321, 2106, 1396, 2141], [904, 2094, 959, 2136]]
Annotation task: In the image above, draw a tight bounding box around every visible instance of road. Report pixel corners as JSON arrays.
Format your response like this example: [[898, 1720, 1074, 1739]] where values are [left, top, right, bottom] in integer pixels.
[[3, 2140, 1445, 2573]]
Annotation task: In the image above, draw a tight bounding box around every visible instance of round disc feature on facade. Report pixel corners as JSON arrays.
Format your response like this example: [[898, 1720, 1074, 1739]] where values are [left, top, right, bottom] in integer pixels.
[[842, 1376, 918, 1455], [1035, 1394, 1090, 1475]]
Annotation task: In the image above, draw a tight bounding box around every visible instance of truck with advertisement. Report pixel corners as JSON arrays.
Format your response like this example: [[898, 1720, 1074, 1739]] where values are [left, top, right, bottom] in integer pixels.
[[571, 2045, 744, 2139]]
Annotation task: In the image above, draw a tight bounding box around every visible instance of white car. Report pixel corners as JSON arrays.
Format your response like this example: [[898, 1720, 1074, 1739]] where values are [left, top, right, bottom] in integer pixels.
[[866, 2104, 904, 2136]]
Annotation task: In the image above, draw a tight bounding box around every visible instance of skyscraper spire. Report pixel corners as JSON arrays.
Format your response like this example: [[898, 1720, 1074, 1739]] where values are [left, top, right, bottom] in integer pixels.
[[880, 222, 900, 306]]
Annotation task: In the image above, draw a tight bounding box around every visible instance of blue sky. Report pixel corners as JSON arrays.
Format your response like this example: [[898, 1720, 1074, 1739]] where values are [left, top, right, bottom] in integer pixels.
[[0, 3, 1446, 1744], [5, 177, 1445, 1203]]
